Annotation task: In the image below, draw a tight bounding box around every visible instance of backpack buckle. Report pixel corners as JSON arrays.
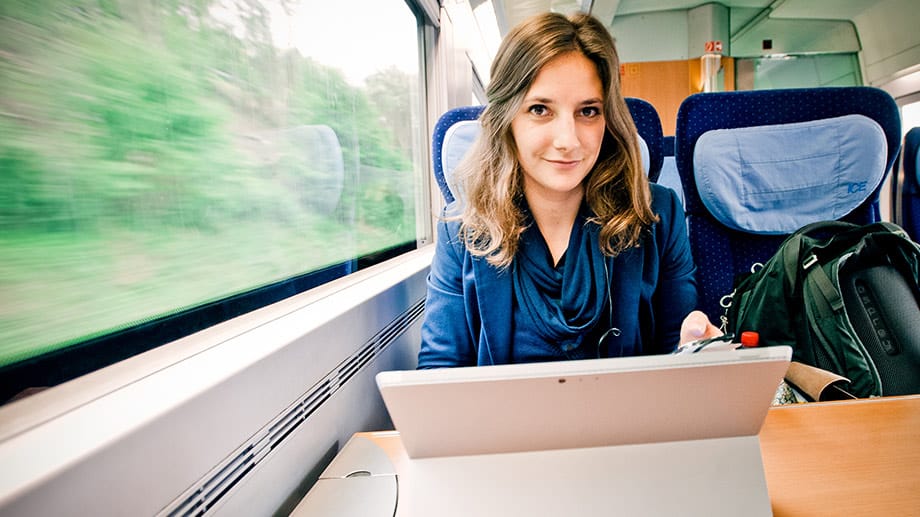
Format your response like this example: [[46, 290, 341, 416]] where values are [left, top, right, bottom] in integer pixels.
[[802, 254, 819, 270]]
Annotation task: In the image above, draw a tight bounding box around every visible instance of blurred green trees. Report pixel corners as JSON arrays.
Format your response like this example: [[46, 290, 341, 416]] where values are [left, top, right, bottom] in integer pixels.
[[0, 0, 419, 365]]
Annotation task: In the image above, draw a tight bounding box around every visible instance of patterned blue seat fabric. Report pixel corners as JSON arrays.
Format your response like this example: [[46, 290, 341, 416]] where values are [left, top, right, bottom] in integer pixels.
[[431, 105, 485, 204], [624, 97, 663, 182], [431, 98, 665, 203], [674, 87, 902, 322], [899, 127, 920, 242]]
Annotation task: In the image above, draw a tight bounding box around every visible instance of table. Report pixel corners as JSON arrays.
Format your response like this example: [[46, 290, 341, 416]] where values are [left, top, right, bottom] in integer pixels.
[[758, 395, 920, 516], [355, 395, 920, 517]]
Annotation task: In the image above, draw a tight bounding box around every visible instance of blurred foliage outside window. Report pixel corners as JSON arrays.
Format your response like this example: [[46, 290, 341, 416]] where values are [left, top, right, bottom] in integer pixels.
[[0, 0, 423, 367]]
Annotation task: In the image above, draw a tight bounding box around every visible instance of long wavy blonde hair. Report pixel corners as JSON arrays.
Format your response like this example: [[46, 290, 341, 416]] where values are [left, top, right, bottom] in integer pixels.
[[450, 12, 656, 268]]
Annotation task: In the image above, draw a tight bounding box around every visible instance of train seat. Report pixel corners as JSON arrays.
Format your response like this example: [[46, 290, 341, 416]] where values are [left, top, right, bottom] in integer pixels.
[[674, 87, 901, 322], [432, 105, 483, 204], [431, 98, 665, 203], [624, 97, 664, 182], [898, 127, 920, 241]]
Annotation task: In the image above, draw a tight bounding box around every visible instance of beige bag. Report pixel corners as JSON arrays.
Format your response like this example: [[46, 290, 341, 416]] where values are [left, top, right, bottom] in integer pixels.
[[785, 361, 857, 402]]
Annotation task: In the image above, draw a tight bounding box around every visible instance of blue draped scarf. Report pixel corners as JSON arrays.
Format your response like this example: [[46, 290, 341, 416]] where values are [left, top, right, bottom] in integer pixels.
[[512, 207, 608, 357]]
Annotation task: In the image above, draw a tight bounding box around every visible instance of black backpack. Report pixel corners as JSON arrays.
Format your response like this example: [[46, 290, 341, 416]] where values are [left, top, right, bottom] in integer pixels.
[[724, 220, 920, 397]]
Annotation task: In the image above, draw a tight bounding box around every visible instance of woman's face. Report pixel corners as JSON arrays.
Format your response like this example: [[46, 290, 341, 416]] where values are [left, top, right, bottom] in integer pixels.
[[511, 51, 606, 205]]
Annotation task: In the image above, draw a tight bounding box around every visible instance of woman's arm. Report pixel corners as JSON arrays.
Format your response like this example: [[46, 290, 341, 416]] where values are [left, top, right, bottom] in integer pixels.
[[650, 185, 702, 351], [417, 216, 478, 368]]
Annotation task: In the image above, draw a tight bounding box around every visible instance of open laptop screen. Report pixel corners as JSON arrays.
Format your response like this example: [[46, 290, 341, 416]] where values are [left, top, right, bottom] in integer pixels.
[[376, 346, 791, 458]]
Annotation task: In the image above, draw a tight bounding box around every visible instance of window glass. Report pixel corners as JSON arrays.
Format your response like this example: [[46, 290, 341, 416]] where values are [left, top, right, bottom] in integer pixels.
[[902, 101, 920, 137], [0, 1, 423, 379]]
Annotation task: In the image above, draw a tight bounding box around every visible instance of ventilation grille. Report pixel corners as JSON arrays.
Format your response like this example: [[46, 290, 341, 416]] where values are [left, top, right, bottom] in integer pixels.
[[164, 298, 425, 517]]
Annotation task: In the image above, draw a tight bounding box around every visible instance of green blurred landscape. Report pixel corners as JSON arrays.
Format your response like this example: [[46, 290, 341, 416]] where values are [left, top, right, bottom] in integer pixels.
[[0, 0, 420, 366]]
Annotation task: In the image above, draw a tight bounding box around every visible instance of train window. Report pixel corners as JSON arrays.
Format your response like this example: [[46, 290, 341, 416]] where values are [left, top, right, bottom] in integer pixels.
[[0, 0, 425, 400], [902, 101, 920, 135]]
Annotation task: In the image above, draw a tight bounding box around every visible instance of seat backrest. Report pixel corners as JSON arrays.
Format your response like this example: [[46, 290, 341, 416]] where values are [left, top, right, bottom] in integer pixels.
[[431, 105, 484, 204], [431, 99, 665, 203], [899, 127, 920, 241], [674, 87, 901, 322], [624, 97, 663, 182]]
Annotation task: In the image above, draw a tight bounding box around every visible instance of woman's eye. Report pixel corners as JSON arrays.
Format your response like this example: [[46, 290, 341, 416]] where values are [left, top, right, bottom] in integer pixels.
[[580, 106, 601, 118], [528, 104, 548, 116]]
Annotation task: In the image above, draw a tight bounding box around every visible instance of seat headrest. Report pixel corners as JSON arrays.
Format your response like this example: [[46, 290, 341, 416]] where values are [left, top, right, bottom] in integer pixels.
[[440, 118, 480, 201], [625, 97, 663, 181], [693, 114, 886, 234], [637, 136, 650, 176], [436, 108, 653, 202]]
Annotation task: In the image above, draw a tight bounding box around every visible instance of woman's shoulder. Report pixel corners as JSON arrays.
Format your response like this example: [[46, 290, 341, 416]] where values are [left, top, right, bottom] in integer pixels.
[[437, 203, 464, 233], [648, 182, 689, 240], [649, 182, 682, 214], [435, 203, 468, 255]]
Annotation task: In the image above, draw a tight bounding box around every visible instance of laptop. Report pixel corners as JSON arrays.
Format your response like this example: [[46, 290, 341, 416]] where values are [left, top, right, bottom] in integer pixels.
[[375, 346, 791, 517]]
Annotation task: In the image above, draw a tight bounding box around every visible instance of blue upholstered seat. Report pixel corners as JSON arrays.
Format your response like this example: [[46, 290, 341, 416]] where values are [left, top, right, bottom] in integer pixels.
[[674, 87, 901, 322], [624, 97, 663, 182], [898, 127, 920, 242], [431, 105, 485, 204], [431, 99, 665, 203]]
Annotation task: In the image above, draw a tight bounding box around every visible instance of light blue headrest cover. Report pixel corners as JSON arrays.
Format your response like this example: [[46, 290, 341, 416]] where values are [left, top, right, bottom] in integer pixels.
[[442, 122, 651, 199], [442, 120, 481, 198], [694, 114, 886, 234], [637, 136, 650, 176]]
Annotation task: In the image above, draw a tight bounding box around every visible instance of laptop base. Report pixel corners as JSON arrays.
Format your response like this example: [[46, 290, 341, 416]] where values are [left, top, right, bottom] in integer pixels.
[[405, 435, 771, 517]]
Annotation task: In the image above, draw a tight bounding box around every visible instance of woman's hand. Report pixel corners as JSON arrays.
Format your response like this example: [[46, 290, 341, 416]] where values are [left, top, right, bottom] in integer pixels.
[[679, 310, 722, 346]]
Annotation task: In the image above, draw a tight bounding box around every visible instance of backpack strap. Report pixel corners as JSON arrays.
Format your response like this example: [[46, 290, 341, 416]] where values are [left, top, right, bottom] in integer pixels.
[[780, 221, 860, 288], [804, 257, 845, 318], [792, 221, 903, 319]]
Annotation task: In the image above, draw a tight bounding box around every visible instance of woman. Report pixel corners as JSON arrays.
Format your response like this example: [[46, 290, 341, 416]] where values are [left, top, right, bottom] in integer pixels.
[[418, 12, 719, 368]]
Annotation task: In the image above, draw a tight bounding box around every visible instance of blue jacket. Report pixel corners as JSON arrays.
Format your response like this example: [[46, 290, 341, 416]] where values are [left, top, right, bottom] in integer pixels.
[[418, 184, 698, 368]]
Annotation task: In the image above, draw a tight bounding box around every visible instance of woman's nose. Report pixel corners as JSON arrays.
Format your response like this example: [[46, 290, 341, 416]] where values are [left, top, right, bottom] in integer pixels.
[[552, 115, 579, 151]]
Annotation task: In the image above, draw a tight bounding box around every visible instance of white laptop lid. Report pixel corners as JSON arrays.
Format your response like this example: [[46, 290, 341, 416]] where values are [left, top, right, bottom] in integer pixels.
[[377, 346, 791, 459]]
